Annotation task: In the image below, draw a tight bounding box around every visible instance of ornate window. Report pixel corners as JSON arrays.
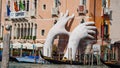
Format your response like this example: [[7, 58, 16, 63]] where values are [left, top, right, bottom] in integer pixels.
[[54, 0, 60, 7]]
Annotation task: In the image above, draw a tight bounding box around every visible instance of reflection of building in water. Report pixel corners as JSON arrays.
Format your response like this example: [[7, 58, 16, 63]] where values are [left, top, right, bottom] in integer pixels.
[[0, 0, 111, 57]]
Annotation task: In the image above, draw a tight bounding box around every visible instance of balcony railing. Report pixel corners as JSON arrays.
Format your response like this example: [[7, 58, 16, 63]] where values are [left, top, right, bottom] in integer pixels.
[[10, 11, 27, 19], [10, 11, 36, 19]]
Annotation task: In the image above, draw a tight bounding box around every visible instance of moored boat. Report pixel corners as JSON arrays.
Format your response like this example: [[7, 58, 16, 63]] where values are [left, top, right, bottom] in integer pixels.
[[15, 56, 39, 63], [100, 58, 120, 68], [40, 51, 83, 65]]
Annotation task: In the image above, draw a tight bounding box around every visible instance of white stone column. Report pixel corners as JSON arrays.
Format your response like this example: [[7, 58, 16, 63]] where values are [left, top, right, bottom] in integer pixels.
[[14, 24, 16, 39], [16, 24, 18, 39], [21, 24, 24, 39], [26, 23, 29, 38], [18, 24, 20, 39], [28, 23, 30, 37], [31, 27, 32, 37], [23, 23, 25, 38], [16, 25, 18, 39], [24, 23, 27, 38], [35, 24, 37, 37], [19, 24, 21, 39], [30, 23, 32, 37], [32, 24, 36, 37]]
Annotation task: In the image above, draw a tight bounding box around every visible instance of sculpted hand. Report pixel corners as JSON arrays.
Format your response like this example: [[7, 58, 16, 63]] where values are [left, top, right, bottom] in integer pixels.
[[50, 10, 74, 35], [63, 22, 97, 61], [43, 11, 74, 57]]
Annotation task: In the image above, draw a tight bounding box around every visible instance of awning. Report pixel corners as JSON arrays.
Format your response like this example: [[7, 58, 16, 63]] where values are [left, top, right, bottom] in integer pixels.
[[13, 42, 21, 49], [35, 43, 44, 48], [23, 43, 33, 49]]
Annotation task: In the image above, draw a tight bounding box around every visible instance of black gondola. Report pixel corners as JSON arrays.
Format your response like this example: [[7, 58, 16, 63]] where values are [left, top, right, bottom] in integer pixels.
[[100, 58, 120, 68], [40, 51, 83, 65]]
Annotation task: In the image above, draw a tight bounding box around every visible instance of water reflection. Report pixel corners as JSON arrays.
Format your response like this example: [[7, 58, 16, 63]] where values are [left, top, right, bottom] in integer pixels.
[[0, 62, 108, 68]]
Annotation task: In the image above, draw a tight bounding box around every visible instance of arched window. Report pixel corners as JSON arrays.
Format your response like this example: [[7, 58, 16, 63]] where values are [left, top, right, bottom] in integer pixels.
[[41, 30, 45, 36], [43, 4, 46, 10]]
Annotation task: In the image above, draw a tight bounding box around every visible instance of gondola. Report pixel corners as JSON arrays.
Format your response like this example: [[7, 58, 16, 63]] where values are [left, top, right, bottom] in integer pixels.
[[100, 58, 120, 68], [40, 51, 83, 65]]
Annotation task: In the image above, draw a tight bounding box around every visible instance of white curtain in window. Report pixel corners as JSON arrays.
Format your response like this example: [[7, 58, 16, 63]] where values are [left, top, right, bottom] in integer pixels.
[[80, 0, 83, 5]]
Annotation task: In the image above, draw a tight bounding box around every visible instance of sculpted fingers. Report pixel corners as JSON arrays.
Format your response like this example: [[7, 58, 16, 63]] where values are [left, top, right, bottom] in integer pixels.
[[84, 22, 95, 26], [87, 34, 94, 39], [86, 26, 96, 30], [63, 10, 69, 17], [60, 12, 63, 18], [87, 30, 96, 34], [67, 14, 74, 20]]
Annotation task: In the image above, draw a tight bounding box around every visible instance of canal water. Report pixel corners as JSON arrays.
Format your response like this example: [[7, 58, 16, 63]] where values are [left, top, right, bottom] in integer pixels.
[[0, 62, 108, 68]]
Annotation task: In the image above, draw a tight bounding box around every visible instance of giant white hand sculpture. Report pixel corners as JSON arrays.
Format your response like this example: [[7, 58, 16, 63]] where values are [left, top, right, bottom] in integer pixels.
[[63, 22, 96, 61], [43, 11, 74, 57]]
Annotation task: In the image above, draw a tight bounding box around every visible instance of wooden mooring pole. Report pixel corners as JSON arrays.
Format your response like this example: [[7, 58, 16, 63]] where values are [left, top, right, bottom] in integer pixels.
[[1, 25, 11, 68]]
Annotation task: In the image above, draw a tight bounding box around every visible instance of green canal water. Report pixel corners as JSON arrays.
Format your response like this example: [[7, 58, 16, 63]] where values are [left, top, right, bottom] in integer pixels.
[[0, 62, 108, 68]]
